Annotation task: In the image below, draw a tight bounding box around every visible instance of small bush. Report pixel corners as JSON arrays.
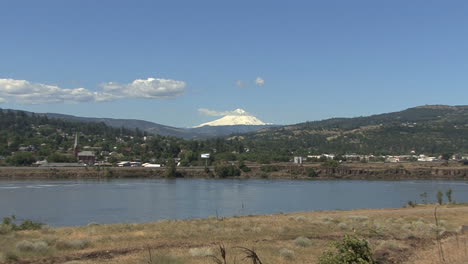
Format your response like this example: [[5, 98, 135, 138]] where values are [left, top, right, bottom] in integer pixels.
[[279, 248, 295, 260], [347, 215, 369, 222], [3, 251, 19, 262], [189, 247, 213, 257], [294, 236, 312, 247], [18, 220, 43, 230], [1, 216, 43, 231], [0, 224, 13, 234], [215, 165, 241, 178], [319, 235, 375, 264], [56, 239, 90, 250], [16, 240, 48, 252], [148, 255, 185, 264], [239, 163, 251, 172], [321, 160, 339, 169], [16, 240, 35, 251], [437, 191, 444, 205], [293, 215, 308, 222], [338, 222, 348, 230], [260, 165, 279, 173], [40, 225, 56, 234], [306, 168, 318, 177], [376, 240, 407, 252]]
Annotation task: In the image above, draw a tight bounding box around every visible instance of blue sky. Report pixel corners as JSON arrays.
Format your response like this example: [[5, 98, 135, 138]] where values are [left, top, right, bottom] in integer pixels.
[[1, 0, 467, 127]]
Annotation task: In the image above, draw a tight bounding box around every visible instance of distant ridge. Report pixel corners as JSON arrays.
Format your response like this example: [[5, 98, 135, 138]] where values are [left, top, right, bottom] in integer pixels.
[[0, 109, 274, 139], [243, 104, 468, 155], [2, 104, 467, 154]]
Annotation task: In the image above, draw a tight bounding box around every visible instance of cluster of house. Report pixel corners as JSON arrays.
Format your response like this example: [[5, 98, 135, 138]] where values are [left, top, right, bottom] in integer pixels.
[[116, 161, 162, 167], [293, 153, 468, 164]]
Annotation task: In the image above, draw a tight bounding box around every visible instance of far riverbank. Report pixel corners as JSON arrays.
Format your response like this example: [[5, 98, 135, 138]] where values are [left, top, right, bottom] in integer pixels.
[[0, 162, 467, 180]]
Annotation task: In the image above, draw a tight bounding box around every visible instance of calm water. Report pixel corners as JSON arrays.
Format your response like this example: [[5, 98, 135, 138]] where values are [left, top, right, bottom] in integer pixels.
[[1, 179, 467, 226]]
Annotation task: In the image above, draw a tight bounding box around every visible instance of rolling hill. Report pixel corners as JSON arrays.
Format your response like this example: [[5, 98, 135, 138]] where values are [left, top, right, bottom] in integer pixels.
[[240, 105, 468, 155], [1, 110, 275, 139]]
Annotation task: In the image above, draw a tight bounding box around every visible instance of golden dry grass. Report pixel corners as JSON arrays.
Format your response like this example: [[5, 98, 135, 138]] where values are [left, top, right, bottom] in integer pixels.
[[0, 204, 467, 264]]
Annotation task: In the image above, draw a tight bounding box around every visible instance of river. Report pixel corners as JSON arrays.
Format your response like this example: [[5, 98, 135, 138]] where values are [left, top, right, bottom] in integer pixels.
[[0, 178, 467, 226]]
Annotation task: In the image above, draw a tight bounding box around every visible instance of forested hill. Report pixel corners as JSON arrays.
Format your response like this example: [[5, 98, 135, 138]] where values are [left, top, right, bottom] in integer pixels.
[[240, 105, 468, 155], [0, 109, 245, 165], [0, 109, 140, 157], [1, 105, 467, 166]]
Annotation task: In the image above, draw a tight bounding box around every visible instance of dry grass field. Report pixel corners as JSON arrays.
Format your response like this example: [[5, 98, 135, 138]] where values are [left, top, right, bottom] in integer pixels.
[[1, 204, 467, 264]]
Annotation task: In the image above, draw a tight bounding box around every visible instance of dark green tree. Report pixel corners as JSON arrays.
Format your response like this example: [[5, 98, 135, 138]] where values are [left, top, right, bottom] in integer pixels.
[[6, 152, 36, 166], [437, 191, 444, 205], [164, 158, 177, 178], [445, 189, 453, 203]]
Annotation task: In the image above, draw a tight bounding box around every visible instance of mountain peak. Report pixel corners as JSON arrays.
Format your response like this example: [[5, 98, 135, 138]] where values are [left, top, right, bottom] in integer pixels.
[[194, 109, 270, 127], [233, 108, 247, 115]]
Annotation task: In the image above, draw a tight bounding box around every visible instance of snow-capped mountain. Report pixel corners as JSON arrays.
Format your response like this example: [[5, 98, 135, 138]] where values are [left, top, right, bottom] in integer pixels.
[[18, 108, 275, 139], [194, 109, 270, 127]]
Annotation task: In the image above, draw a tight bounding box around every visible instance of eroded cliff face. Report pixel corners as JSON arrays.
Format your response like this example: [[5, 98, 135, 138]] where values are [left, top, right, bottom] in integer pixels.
[[312, 167, 468, 180], [244, 164, 468, 180], [0, 164, 467, 180]]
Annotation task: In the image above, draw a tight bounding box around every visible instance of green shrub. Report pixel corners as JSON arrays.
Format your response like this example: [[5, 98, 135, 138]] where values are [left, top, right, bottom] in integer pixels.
[[18, 220, 43, 230], [16, 240, 48, 252], [306, 168, 318, 177], [189, 247, 213, 257], [47, 153, 76, 163], [164, 159, 178, 178], [279, 248, 295, 260], [147, 254, 185, 264], [104, 168, 113, 177], [1, 216, 43, 231], [56, 239, 90, 250], [2, 215, 15, 226], [260, 165, 279, 173], [3, 251, 19, 262], [0, 224, 13, 234], [321, 160, 339, 169], [437, 191, 444, 205], [319, 235, 375, 264], [6, 152, 36, 166], [294, 236, 312, 247], [446, 189, 453, 203], [239, 162, 251, 172], [215, 165, 241, 178]]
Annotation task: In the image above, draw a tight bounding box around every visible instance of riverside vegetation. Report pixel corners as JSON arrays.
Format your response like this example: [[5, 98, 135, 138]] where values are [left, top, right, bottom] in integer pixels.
[[1, 204, 468, 264]]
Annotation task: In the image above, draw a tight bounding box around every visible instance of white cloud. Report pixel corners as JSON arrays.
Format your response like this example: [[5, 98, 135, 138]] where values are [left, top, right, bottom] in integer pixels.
[[198, 108, 249, 116], [255, 77, 265, 86], [0, 77, 186, 104], [236, 80, 246, 88], [0, 78, 117, 104], [100, 78, 186, 99]]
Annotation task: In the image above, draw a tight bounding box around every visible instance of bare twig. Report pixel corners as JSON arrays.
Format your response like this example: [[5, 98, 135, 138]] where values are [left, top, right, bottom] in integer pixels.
[[234, 247, 263, 264], [209, 243, 228, 264], [146, 246, 153, 264], [434, 206, 446, 263]]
